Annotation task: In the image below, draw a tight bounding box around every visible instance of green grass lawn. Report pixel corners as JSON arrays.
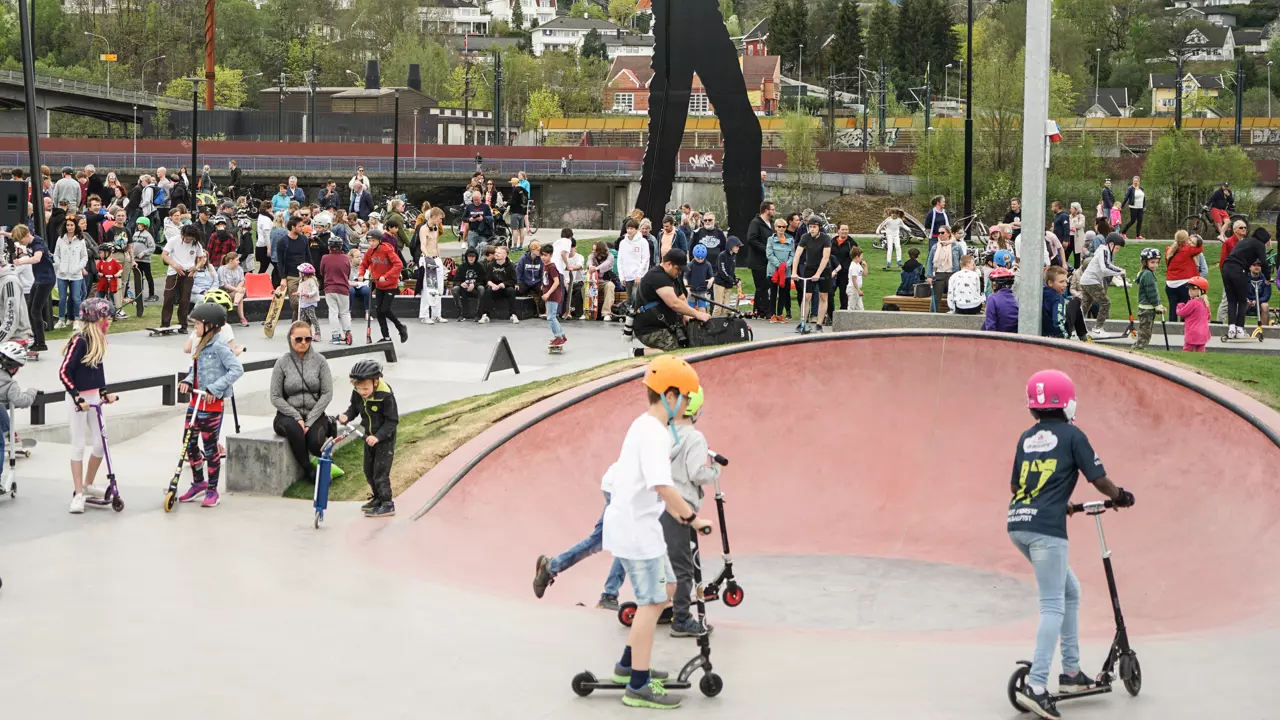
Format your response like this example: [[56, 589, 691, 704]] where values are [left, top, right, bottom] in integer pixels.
[[1139, 349, 1280, 411]]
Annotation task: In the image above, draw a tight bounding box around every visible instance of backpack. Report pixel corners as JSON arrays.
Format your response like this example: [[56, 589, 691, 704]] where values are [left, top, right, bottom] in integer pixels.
[[152, 183, 169, 207]]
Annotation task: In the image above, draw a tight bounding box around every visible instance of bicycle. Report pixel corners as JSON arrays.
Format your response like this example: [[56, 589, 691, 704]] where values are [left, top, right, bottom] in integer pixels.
[[1183, 205, 1248, 238]]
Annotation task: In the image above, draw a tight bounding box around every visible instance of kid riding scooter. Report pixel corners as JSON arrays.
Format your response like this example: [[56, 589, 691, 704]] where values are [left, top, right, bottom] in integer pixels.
[[313, 419, 364, 528], [1008, 500, 1141, 713], [84, 399, 124, 512]]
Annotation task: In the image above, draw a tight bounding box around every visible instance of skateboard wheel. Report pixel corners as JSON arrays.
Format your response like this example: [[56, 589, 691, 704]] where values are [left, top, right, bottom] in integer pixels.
[[723, 585, 744, 607], [163, 491, 177, 513], [699, 672, 723, 697], [618, 602, 637, 627], [570, 671, 596, 697], [112, 496, 124, 512], [1007, 663, 1031, 713]]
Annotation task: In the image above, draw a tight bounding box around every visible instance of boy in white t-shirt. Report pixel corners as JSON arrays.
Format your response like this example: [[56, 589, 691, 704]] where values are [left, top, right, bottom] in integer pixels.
[[946, 254, 985, 315], [846, 246, 866, 310], [877, 208, 905, 269], [601, 356, 710, 710]]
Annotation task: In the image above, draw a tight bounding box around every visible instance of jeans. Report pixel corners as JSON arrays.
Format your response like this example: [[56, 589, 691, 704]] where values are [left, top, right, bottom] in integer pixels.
[[28, 283, 53, 348], [349, 284, 372, 317], [465, 231, 489, 256], [548, 491, 627, 597], [56, 277, 85, 320], [545, 300, 564, 338], [1009, 530, 1081, 690]]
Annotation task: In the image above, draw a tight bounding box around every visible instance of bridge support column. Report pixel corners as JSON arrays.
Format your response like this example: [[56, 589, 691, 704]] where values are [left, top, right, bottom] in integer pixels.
[[0, 109, 47, 138]]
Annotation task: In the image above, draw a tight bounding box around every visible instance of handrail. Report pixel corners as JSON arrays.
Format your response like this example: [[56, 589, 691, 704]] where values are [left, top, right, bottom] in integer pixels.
[[26, 372, 176, 425], [0, 70, 231, 109]]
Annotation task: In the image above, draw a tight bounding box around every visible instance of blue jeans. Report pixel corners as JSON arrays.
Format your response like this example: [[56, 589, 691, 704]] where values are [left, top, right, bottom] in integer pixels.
[[57, 277, 85, 320], [1009, 530, 1081, 690], [465, 231, 489, 256], [349, 284, 372, 316], [548, 491, 627, 597], [545, 300, 564, 338]]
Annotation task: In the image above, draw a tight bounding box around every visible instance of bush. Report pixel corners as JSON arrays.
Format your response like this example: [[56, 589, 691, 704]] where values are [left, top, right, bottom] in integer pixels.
[[1143, 131, 1258, 235]]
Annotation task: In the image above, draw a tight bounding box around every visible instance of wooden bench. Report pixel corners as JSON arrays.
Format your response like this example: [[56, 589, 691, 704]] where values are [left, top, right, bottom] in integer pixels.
[[881, 295, 937, 313]]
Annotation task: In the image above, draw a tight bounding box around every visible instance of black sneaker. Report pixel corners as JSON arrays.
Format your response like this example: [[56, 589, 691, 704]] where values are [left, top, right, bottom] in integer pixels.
[[398, 326, 409, 343], [360, 495, 379, 512], [1058, 671, 1096, 694], [669, 616, 711, 637], [1015, 685, 1060, 719], [596, 594, 619, 611], [532, 554, 554, 599], [364, 501, 395, 518]]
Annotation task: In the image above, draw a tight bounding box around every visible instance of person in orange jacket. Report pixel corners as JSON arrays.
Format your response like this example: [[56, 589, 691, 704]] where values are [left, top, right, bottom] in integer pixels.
[[358, 231, 408, 343]]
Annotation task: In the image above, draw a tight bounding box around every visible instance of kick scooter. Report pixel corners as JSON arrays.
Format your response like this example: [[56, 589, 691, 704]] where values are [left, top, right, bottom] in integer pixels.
[[163, 395, 204, 513], [0, 400, 24, 499], [573, 524, 723, 700], [1120, 276, 1137, 338], [313, 419, 363, 528], [84, 399, 124, 512], [1008, 500, 1141, 713]]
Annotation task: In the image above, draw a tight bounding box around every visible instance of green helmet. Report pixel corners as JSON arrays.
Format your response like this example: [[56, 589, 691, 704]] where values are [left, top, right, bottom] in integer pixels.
[[202, 288, 234, 313], [684, 386, 704, 417]]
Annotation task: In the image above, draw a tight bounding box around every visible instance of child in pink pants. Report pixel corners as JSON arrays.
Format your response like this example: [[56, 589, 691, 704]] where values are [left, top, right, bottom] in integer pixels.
[[1177, 276, 1211, 352]]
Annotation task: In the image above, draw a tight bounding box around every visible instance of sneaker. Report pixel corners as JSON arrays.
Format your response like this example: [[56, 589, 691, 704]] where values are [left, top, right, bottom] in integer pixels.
[[330, 335, 344, 344], [398, 326, 409, 343], [603, 314, 612, 322], [1015, 685, 1061, 719], [479, 314, 491, 324], [179, 481, 209, 503], [437, 316, 448, 323], [53, 320, 65, 330], [84, 482, 109, 499], [1058, 671, 1097, 694], [814, 324, 824, 333], [669, 617, 711, 637], [365, 501, 395, 518], [622, 680, 681, 709], [611, 666, 670, 684], [532, 554, 554, 598], [596, 594, 620, 611], [147, 295, 160, 302], [509, 314, 519, 324], [200, 489, 220, 508], [657, 606, 674, 624], [69, 492, 86, 513], [115, 311, 127, 319], [1137, 235, 1145, 241]]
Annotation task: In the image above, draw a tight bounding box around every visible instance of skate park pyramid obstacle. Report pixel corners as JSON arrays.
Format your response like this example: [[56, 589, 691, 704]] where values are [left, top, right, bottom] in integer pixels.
[[483, 336, 520, 381]]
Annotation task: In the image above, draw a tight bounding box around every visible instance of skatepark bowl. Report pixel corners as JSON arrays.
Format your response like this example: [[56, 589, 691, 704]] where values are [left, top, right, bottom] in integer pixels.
[[384, 329, 1280, 717]]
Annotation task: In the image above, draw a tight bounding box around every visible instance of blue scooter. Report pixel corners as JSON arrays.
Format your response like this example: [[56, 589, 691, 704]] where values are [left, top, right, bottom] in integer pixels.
[[313, 420, 363, 528]]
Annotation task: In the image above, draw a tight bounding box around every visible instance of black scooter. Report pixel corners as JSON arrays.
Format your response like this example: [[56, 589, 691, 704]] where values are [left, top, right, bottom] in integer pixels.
[[573, 454, 733, 700], [1008, 500, 1142, 713], [616, 451, 743, 626]]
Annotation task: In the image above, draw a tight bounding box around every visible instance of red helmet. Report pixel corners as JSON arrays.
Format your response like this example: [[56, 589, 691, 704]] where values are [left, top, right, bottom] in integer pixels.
[[1189, 276, 1209, 293], [990, 267, 1014, 279]]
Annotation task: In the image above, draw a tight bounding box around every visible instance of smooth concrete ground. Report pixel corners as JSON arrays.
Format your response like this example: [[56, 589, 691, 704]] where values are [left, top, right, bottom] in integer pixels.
[[4, 327, 1276, 719]]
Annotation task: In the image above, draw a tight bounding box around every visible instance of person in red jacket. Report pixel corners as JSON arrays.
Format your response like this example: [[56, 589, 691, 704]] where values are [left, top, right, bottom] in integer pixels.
[[358, 231, 408, 343], [1164, 230, 1204, 312]]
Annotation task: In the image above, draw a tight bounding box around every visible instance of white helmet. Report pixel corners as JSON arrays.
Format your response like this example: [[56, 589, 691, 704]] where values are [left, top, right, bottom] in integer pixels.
[[0, 341, 27, 369], [313, 212, 333, 228]]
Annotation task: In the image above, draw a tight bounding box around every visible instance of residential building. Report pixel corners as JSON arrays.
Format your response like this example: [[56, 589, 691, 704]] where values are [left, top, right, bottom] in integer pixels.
[[740, 18, 770, 57], [530, 15, 629, 55], [419, 0, 491, 36], [1233, 28, 1270, 53], [1171, 0, 1255, 7], [604, 31, 655, 59], [485, 0, 559, 28], [1205, 9, 1237, 26], [444, 34, 524, 61], [1149, 73, 1225, 118], [605, 54, 781, 115], [1078, 88, 1133, 118], [1180, 24, 1235, 61]]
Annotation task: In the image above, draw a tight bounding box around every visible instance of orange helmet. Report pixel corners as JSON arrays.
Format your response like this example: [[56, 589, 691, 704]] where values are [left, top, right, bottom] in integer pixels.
[[1189, 276, 1209, 293], [643, 355, 700, 397]]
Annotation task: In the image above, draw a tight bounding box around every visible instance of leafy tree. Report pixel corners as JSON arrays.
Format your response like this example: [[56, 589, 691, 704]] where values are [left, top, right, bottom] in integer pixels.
[[635, 11, 651, 33], [895, 0, 956, 94], [609, 0, 638, 26], [380, 33, 454, 101], [769, 0, 807, 76], [512, 0, 525, 30], [443, 63, 493, 110], [864, 0, 896, 81], [776, 111, 822, 208], [580, 28, 608, 61], [568, 0, 606, 19], [717, 0, 741, 37], [827, 0, 864, 79], [525, 87, 564, 128], [164, 66, 249, 107]]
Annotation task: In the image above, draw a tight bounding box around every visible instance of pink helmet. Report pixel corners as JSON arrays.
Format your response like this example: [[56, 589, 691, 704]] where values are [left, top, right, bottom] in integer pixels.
[[297, 263, 316, 275], [1027, 370, 1075, 410]]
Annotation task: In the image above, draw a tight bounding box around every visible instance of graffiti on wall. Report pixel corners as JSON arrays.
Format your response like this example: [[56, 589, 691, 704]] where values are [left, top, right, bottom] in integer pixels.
[[686, 153, 717, 170], [834, 128, 899, 149]]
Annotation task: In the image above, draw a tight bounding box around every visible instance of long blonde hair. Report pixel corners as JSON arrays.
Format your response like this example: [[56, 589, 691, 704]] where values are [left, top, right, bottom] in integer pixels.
[[63, 320, 108, 367]]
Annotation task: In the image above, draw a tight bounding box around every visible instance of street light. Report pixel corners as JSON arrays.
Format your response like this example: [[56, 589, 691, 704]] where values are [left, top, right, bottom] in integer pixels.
[[945, 63, 952, 103], [345, 69, 362, 84], [1269, 61, 1274, 118], [1094, 48, 1102, 106], [84, 31, 112, 94], [141, 55, 165, 101], [797, 44, 805, 112], [132, 104, 137, 166]]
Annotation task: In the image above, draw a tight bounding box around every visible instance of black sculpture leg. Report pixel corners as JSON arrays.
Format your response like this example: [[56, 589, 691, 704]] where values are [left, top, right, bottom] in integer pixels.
[[637, 0, 695, 224], [690, 0, 763, 241]]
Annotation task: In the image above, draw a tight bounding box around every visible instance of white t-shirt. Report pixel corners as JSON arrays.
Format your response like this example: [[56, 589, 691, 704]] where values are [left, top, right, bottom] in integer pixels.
[[882, 217, 903, 241], [847, 261, 864, 293], [552, 237, 572, 275], [188, 324, 236, 349], [602, 413, 675, 561], [163, 239, 201, 276], [1130, 187, 1145, 210], [256, 215, 273, 248]]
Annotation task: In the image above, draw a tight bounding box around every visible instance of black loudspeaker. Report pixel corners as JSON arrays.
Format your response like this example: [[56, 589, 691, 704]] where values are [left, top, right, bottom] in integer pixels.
[[0, 180, 23, 228]]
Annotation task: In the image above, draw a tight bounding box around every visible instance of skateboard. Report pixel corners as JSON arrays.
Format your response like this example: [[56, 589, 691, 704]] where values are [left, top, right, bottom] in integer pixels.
[[549, 341, 563, 354], [15, 436, 34, 459], [146, 327, 183, 337], [263, 281, 288, 339], [587, 270, 599, 321]]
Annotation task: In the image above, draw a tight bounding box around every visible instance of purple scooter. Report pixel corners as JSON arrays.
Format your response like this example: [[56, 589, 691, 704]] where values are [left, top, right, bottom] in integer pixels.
[[84, 399, 124, 512]]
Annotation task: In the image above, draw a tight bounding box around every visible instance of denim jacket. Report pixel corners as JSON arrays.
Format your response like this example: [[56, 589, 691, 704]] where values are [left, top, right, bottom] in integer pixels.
[[182, 336, 244, 398]]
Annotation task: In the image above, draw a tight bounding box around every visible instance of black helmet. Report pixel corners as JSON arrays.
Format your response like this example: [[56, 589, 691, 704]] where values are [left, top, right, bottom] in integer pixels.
[[189, 302, 227, 328], [807, 215, 823, 227], [327, 235, 344, 250], [349, 359, 382, 381], [1106, 232, 1125, 247]]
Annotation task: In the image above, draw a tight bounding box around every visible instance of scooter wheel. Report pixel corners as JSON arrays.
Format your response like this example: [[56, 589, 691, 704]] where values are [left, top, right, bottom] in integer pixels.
[[163, 491, 177, 513], [618, 602, 637, 627], [1119, 652, 1142, 696], [1007, 664, 1031, 713], [314, 510, 322, 529], [570, 671, 596, 697], [111, 496, 124, 512], [723, 585, 745, 607], [8, 481, 15, 498], [699, 672, 723, 697]]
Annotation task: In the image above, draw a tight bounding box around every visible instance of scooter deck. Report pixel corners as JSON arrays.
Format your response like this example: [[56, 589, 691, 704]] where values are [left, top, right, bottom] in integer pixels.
[[576, 675, 693, 692]]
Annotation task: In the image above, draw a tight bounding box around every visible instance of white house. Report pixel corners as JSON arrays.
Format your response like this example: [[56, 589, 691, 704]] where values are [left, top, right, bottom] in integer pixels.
[[530, 15, 629, 56], [1233, 28, 1270, 53], [1181, 25, 1235, 61], [419, 0, 491, 36], [1171, 0, 1253, 8], [604, 31, 655, 59], [484, 0, 558, 29]]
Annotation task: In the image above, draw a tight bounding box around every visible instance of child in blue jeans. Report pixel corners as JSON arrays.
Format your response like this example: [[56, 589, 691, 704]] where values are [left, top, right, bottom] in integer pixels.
[[540, 244, 566, 348], [1010, 370, 1134, 720]]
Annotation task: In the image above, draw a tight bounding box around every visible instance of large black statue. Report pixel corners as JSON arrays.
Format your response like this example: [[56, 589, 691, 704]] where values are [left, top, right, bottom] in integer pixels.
[[636, 0, 763, 242]]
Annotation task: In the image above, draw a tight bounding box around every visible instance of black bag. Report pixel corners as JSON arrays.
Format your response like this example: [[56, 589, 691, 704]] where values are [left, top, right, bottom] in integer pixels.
[[685, 317, 753, 347], [913, 283, 932, 298]]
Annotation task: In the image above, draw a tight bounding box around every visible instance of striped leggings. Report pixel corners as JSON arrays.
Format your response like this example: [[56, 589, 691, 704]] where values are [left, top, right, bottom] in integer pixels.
[[185, 403, 225, 490]]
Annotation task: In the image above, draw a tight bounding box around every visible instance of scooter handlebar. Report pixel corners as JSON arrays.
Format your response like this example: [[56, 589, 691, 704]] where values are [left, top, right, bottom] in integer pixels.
[[706, 450, 728, 467], [1070, 500, 1114, 514], [698, 524, 713, 535]]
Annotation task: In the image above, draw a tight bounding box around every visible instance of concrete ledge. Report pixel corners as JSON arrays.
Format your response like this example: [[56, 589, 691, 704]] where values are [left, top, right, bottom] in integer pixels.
[[239, 294, 540, 323], [226, 428, 300, 496], [833, 310, 1280, 338]]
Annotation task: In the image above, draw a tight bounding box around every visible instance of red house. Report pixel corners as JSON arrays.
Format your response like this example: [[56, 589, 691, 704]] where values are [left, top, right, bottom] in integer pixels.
[[605, 54, 781, 115]]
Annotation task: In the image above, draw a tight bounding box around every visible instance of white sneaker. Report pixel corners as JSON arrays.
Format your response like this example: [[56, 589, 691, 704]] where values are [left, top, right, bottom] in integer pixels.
[[53, 319, 65, 330], [69, 493, 86, 514], [479, 314, 490, 324], [509, 314, 519, 324], [603, 314, 612, 322], [437, 317, 449, 323], [420, 317, 435, 325], [84, 482, 108, 499]]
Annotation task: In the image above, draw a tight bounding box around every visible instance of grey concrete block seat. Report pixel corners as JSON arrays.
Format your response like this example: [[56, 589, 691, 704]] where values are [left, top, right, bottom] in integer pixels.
[[239, 294, 540, 323], [226, 428, 303, 496]]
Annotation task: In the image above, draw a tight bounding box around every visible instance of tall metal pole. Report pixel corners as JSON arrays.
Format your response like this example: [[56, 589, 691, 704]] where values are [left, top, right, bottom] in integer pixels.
[[204, 0, 216, 110], [1094, 48, 1101, 104], [392, 90, 400, 195], [278, 72, 286, 142], [132, 104, 137, 166], [189, 78, 201, 180], [463, 62, 472, 145], [493, 50, 503, 146], [1235, 56, 1244, 145], [1016, 0, 1051, 336], [413, 108, 419, 167], [84, 32, 111, 94], [1269, 61, 1273, 118], [797, 44, 804, 112], [1174, 56, 1183, 130], [923, 62, 931, 132], [963, 0, 973, 241], [19, 0, 45, 239], [944, 63, 951, 103], [877, 57, 886, 147]]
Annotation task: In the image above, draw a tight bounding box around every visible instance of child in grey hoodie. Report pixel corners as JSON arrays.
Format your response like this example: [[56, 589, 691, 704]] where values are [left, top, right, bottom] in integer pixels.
[[660, 387, 722, 638]]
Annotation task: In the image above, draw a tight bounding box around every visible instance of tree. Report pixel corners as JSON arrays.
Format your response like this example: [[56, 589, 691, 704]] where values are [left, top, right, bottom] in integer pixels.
[[827, 0, 864, 79], [525, 87, 564, 128], [568, 0, 606, 19], [443, 63, 493, 110], [769, 0, 807, 76], [895, 0, 957, 93], [164, 66, 249, 107], [864, 0, 896, 80], [581, 28, 608, 61], [512, 0, 525, 30], [380, 33, 454, 101], [635, 11, 651, 33], [609, 0, 638, 26], [776, 111, 821, 208], [717, 0, 742, 37]]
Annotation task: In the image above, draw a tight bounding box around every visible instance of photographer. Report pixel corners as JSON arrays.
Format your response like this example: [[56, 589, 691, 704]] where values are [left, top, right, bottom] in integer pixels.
[[631, 249, 710, 356]]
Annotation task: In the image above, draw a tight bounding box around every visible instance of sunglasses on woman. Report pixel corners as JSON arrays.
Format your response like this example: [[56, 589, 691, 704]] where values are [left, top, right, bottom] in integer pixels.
[[292, 336, 313, 344]]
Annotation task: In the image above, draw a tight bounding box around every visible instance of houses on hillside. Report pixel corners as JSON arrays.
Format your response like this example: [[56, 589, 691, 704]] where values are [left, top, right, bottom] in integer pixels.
[[1149, 73, 1226, 118], [604, 54, 782, 116], [530, 16, 654, 58]]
